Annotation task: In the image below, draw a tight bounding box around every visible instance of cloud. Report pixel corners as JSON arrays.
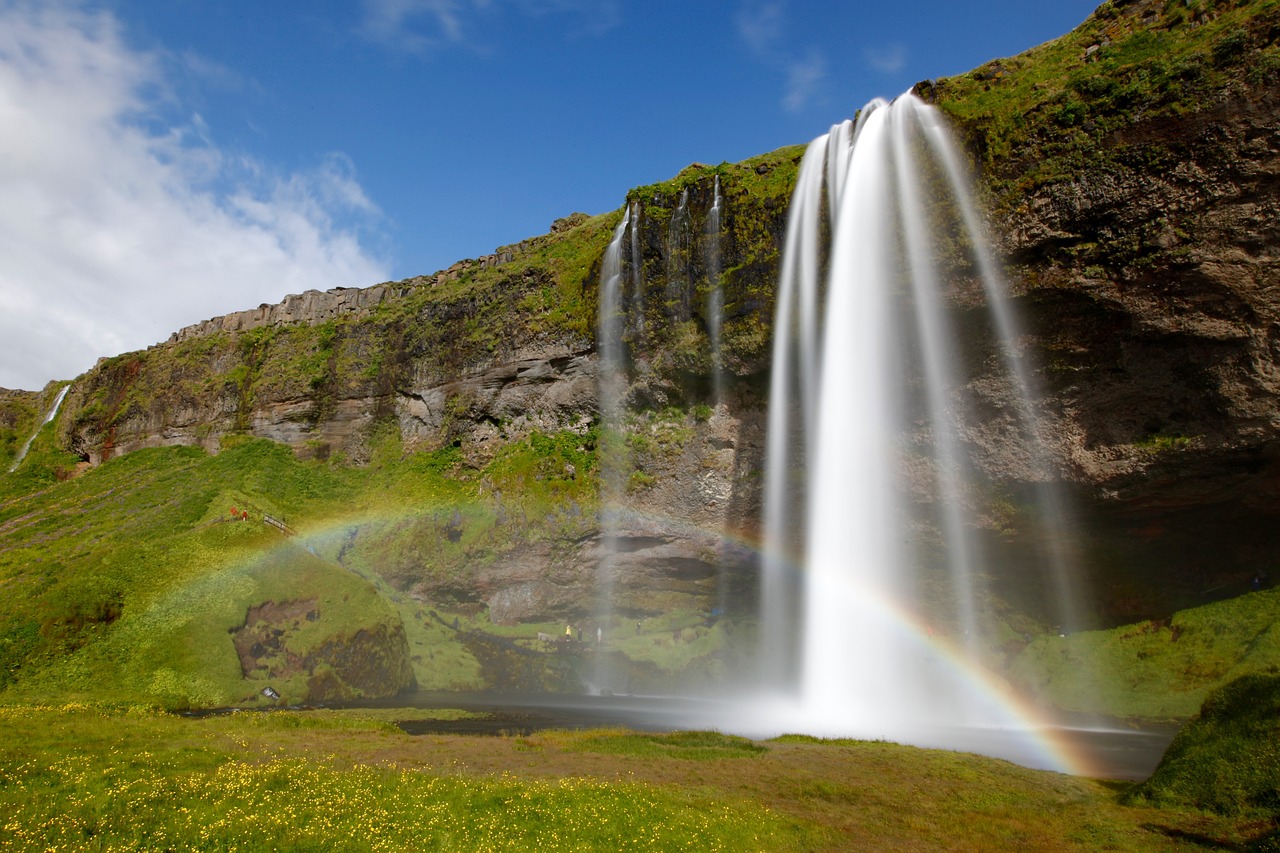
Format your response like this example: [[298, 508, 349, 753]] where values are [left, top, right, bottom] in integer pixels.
[[0, 1, 389, 390], [783, 50, 826, 113], [361, 0, 619, 52], [734, 0, 784, 58], [362, 0, 477, 51], [734, 0, 826, 113], [864, 43, 908, 75]]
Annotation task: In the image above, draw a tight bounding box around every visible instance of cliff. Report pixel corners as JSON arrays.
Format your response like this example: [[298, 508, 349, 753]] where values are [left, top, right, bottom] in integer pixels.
[[10, 0, 1280, 665]]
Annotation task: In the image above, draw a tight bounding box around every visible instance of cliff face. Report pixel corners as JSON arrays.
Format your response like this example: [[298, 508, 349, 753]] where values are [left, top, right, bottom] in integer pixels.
[[929, 0, 1280, 617], [41, 0, 1280, 626]]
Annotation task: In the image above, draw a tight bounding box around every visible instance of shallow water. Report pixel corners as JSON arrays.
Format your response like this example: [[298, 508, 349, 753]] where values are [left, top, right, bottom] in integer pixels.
[[338, 691, 1176, 781]]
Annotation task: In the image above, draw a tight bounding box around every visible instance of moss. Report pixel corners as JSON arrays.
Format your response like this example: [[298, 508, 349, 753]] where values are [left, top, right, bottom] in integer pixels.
[[930, 0, 1280, 210]]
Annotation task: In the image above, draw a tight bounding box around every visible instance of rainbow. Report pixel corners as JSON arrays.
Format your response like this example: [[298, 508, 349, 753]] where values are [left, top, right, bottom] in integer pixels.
[[264, 503, 1096, 775]]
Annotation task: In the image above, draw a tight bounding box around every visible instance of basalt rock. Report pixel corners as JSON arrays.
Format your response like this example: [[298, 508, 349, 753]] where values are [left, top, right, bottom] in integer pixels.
[[41, 3, 1280, 628]]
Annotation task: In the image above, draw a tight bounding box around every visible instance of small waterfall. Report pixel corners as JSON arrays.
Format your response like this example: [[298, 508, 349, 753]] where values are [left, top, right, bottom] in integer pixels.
[[705, 175, 725, 406], [666, 190, 692, 322], [593, 206, 632, 692], [628, 201, 645, 337], [755, 94, 1084, 747], [9, 385, 70, 472]]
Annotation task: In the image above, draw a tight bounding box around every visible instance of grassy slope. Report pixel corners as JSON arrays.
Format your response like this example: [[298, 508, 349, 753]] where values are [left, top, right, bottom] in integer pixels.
[[1126, 673, 1280, 816], [1013, 587, 1280, 719], [2, 704, 1270, 851], [0, 387, 45, 473], [1, 424, 617, 705], [934, 0, 1280, 206], [0, 438, 406, 707]]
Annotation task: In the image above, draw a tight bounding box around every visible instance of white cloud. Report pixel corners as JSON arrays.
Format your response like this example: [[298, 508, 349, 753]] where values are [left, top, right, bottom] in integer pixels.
[[0, 1, 389, 391], [361, 0, 619, 53], [362, 0, 476, 51], [734, 0, 826, 114], [734, 0, 784, 58], [864, 43, 908, 75], [783, 50, 826, 113]]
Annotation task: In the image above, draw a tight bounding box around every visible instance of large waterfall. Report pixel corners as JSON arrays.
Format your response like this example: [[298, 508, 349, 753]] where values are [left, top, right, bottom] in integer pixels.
[[753, 94, 1082, 755]]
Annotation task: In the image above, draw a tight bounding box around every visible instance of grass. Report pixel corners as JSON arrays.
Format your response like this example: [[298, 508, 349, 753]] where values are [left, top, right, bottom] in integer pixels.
[[934, 0, 1280, 203], [0, 422, 743, 705], [1011, 587, 1280, 719], [1126, 673, 1280, 816], [0, 702, 1271, 851]]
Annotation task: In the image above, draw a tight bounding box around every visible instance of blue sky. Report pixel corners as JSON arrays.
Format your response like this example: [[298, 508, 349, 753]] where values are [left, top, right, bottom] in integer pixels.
[[0, 0, 1100, 390]]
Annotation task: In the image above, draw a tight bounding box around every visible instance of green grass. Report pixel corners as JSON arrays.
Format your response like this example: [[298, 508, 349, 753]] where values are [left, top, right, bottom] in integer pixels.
[[2, 703, 1272, 851], [0, 705, 816, 852], [561, 729, 768, 760], [1125, 673, 1280, 816], [932, 0, 1280, 213], [1, 420, 735, 705], [1011, 588, 1280, 719]]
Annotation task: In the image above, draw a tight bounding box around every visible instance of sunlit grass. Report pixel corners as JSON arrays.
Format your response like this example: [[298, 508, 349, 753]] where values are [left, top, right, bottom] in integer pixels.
[[2, 703, 1273, 851], [0, 705, 814, 852]]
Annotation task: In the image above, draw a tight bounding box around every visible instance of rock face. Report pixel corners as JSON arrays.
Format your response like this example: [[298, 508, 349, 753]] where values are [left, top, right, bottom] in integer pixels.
[[44, 2, 1280, 628], [981, 88, 1280, 618], [232, 599, 415, 702]]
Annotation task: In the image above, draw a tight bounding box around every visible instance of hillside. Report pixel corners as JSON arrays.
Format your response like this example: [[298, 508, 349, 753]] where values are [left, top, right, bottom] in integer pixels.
[[4, 0, 1280, 710]]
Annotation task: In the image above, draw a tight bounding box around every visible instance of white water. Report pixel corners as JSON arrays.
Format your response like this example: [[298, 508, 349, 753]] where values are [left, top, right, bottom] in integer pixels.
[[592, 206, 632, 691], [628, 201, 645, 337], [9, 385, 70, 472], [666, 190, 691, 322], [755, 94, 1083, 745], [705, 175, 725, 406]]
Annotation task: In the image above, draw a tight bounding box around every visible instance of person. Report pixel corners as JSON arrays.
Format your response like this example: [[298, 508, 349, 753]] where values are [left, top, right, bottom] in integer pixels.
[[576, 626, 582, 642], [565, 624, 572, 639], [597, 626, 603, 645]]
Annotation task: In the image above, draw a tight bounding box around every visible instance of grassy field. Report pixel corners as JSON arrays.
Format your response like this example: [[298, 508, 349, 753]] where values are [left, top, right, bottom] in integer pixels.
[[0, 703, 1272, 852]]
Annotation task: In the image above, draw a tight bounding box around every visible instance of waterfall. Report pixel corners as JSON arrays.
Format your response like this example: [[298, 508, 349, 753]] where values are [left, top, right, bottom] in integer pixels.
[[9, 385, 70, 472], [755, 94, 1083, 746], [705, 175, 725, 406], [628, 201, 645, 337], [592, 206, 632, 692], [666, 190, 691, 322]]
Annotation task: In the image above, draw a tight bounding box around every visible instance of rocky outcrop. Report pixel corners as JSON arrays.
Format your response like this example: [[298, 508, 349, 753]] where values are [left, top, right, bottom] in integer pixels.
[[233, 598, 414, 701]]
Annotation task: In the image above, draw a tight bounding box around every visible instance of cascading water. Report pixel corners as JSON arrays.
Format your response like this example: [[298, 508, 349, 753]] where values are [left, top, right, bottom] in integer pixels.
[[9, 385, 70, 472], [628, 201, 646, 337], [592, 205, 632, 691], [754, 94, 1084, 752], [705, 175, 725, 406], [666, 190, 692, 322]]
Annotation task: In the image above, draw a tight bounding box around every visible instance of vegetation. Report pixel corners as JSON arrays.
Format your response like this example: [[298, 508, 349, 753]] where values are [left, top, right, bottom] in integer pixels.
[[2, 702, 1274, 851], [933, 0, 1280, 210], [1012, 587, 1280, 719], [0, 388, 42, 472], [1126, 673, 1280, 818], [0, 705, 813, 852]]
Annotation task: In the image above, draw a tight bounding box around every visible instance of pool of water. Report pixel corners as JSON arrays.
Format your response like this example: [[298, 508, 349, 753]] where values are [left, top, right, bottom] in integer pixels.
[[335, 690, 1177, 780]]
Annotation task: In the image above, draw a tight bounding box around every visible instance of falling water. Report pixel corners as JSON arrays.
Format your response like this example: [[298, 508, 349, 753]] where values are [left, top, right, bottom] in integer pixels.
[[705, 175, 725, 406], [593, 206, 632, 691], [754, 94, 1083, 746], [666, 190, 692, 322], [628, 202, 646, 337], [9, 385, 70, 472]]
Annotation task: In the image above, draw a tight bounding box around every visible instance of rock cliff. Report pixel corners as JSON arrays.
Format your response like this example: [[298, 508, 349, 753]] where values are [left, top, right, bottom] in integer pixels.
[[31, 0, 1280, 628]]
